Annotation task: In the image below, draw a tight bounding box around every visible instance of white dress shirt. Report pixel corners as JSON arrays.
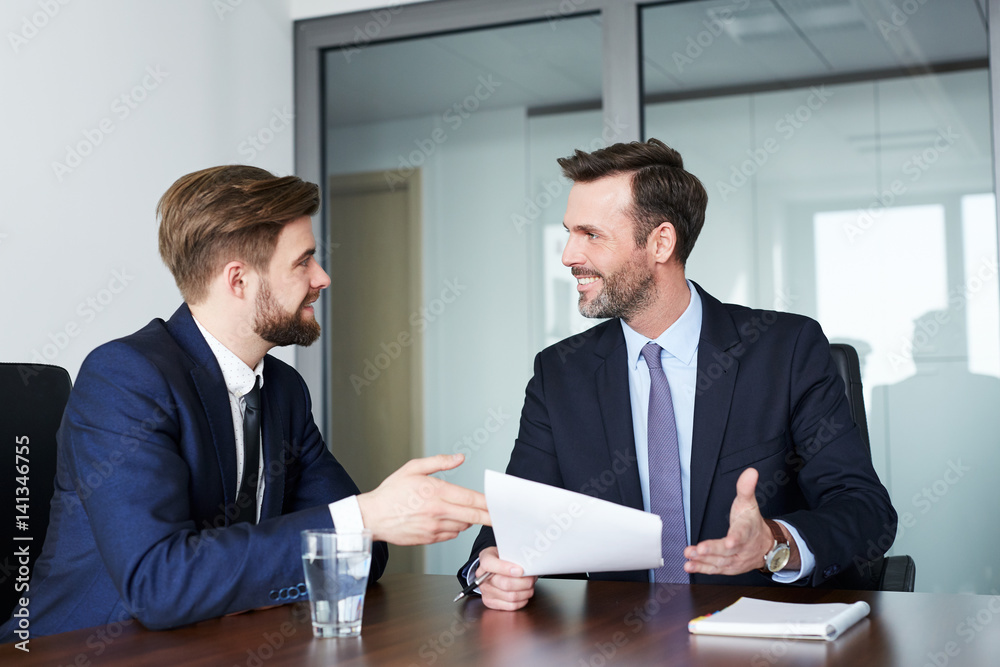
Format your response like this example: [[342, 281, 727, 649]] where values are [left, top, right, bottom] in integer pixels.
[[193, 317, 362, 529]]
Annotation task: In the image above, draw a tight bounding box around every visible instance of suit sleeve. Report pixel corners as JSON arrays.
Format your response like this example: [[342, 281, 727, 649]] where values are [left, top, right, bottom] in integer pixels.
[[64, 343, 372, 630], [777, 319, 897, 586]]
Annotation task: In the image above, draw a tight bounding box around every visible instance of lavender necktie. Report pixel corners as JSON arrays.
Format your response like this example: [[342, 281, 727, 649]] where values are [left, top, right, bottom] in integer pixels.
[[641, 342, 689, 584]]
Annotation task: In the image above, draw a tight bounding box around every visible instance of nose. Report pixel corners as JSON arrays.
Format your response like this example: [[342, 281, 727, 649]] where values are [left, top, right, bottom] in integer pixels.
[[312, 260, 331, 290], [562, 234, 582, 267]]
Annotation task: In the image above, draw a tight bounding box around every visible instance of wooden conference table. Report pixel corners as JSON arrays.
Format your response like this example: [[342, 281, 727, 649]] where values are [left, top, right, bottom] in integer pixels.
[[4, 573, 999, 666]]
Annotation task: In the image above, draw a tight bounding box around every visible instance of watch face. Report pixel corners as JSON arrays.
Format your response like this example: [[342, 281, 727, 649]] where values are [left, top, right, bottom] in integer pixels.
[[767, 545, 791, 573]]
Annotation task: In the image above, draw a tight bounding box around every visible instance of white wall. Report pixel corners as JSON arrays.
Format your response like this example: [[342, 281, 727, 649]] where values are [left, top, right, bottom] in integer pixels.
[[0, 0, 308, 375], [0, 0, 422, 377]]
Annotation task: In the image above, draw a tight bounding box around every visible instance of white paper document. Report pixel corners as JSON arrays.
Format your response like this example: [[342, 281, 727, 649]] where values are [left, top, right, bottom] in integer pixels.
[[484, 470, 664, 576]]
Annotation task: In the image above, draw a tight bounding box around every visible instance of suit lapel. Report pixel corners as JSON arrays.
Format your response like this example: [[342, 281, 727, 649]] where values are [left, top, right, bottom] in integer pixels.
[[594, 323, 643, 511], [166, 305, 240, 522], [689, 283, 741, 544], [259, 380, 286, 520]]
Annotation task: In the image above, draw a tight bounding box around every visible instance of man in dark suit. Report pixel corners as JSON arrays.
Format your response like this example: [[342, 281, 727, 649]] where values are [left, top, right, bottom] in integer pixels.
[[461, 139, 896, 610], [1, 166, 490, 639]]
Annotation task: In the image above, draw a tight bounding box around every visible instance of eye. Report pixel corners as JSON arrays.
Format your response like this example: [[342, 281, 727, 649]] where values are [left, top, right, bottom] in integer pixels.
[[299, 257, 312, 267], [586, 232, 598, 240]]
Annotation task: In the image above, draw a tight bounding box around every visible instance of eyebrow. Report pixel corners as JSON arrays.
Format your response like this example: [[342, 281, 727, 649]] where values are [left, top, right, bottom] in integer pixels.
[[564, 222, 603, 235], [294, 248, 317, 264]]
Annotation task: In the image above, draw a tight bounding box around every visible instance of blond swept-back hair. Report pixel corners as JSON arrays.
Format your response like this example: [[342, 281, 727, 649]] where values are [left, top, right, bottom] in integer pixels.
[[157, 165, 319, 304]]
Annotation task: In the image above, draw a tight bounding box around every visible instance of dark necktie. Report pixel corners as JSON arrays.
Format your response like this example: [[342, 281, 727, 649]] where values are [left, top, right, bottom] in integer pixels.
[[235, 377, 261, 524], [641, 342, 689, 584]]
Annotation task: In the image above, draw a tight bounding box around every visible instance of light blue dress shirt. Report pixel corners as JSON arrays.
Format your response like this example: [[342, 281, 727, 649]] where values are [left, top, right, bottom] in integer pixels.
[[622, 281, 814, 583]]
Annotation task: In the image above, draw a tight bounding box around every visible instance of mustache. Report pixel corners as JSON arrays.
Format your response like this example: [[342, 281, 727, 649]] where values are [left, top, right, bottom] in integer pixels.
[[571, 267, 602, 279], [302, 291, 321, 307]]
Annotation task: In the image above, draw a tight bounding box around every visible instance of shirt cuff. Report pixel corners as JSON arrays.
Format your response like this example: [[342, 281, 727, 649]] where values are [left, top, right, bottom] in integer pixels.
[[328, 495, 364, 532], [771, 520, 815, 583], [461, 557, 481, 589]]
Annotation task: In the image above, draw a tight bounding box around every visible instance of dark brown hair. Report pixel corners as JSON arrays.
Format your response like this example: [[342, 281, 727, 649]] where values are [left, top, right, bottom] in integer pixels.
[[557, 138, 707, 266], [157, 165, 320, 303]]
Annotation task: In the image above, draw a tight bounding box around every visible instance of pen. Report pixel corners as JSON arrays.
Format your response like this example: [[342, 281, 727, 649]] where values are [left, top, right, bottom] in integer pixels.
[[453, 571, 494, 602]]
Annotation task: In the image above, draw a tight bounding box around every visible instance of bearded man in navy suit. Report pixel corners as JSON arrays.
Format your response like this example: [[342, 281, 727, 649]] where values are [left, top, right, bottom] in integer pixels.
[[2, 166, 490, 639], [461, 139, 896, 609]]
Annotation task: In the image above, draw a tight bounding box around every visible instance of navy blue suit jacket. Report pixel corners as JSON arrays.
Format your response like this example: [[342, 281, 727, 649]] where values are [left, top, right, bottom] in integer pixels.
[[465, 284, 896, 587], [1, 305, 387, 639]]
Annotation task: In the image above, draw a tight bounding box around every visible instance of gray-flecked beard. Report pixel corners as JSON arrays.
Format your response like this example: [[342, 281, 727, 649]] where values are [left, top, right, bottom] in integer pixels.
[[575, 253, 655, 322]]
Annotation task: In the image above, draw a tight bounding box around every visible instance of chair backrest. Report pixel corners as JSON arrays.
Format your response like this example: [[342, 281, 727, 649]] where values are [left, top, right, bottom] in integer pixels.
[[826, 344, 916, 592], [0, 362, 72, 620], [829, 343, 871, 454]]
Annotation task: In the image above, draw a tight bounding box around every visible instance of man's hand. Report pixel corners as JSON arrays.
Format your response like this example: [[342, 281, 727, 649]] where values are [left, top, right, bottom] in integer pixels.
[[357, 454, 491, 545], [476, 547, 537, 611], [683, 468, 800, 576]]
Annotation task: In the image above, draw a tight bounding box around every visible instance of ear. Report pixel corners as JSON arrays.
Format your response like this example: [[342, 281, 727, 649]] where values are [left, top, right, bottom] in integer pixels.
[[649, 221, 677, 265], [222, 260, 253, 299]]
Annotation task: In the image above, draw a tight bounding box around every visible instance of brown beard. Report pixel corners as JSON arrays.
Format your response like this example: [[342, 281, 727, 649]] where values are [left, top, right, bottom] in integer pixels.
[[253, 281, 321, 347]]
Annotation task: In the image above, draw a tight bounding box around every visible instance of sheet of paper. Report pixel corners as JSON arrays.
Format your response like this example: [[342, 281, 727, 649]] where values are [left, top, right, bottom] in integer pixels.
[[484, 470, 663, 576]]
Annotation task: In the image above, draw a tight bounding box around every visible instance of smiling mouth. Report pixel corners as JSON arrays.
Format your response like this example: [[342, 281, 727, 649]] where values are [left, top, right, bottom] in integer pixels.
[[576, 276, 600, 285]]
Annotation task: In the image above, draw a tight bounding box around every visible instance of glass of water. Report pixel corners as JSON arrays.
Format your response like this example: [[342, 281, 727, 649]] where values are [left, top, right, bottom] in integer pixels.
[[300, 529, 373, 638]]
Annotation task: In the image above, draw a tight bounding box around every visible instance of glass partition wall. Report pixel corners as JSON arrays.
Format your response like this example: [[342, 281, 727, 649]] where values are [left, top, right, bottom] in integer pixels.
[[296, 0, 999, 592], [642, 0, 995, 595], [319, 13, 605, 576]]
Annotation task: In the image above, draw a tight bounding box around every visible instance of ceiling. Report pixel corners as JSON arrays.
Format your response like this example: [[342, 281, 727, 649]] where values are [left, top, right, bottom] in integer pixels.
[[323, 0, 989, 127]]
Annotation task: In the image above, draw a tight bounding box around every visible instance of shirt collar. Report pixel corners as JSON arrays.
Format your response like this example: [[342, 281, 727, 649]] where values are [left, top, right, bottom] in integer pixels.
[[192, 316, 265, 399], [621, 279, 702, 369]]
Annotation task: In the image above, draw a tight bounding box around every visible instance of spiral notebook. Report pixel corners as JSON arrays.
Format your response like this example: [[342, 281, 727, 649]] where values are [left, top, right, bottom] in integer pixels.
[[688, 597, 870, 641]]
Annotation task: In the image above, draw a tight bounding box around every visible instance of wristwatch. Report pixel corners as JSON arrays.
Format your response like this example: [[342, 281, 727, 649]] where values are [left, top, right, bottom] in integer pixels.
[[760, 519, 791, 573]]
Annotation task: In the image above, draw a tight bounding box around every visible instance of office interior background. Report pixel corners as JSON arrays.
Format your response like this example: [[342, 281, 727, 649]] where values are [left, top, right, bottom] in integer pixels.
[[2, 0, 997, 596]]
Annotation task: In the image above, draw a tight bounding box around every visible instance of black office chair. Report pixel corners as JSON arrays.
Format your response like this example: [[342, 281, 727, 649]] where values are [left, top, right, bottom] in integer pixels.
[[0, 362, 72, 620], [829, 344, 916, 592]]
